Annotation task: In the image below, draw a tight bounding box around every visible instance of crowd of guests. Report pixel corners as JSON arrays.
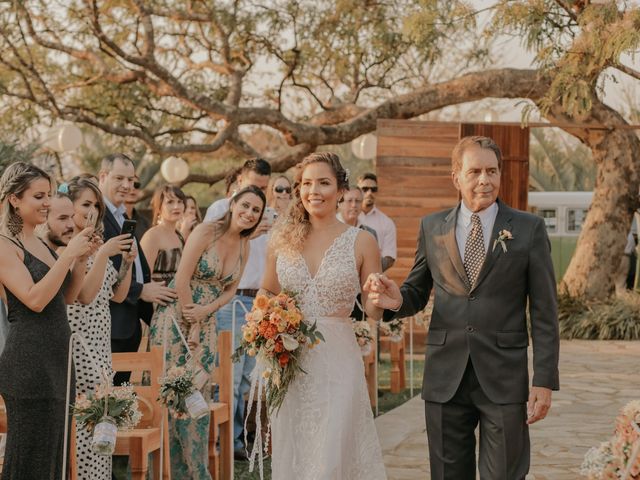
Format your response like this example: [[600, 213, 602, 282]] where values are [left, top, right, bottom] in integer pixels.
[[0, 153, 397, 480]]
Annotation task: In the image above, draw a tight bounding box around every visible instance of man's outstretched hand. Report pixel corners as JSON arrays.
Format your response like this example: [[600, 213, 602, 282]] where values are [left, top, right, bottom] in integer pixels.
[[363, 273, 403, 311]]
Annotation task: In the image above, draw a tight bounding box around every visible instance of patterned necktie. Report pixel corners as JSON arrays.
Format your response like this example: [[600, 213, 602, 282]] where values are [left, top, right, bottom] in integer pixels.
[[464, 213, 485, 288]]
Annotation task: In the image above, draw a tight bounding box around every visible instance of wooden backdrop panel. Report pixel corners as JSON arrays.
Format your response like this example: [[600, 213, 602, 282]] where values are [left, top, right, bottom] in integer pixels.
[[375, 120, 529, 286]]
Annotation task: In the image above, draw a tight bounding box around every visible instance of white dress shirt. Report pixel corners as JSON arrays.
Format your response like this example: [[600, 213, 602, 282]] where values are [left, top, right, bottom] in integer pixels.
[[455, 201, 499, 263], [104, 197, 144, 283], [204, 197, 267, 290], [358, 206, 397, 259]]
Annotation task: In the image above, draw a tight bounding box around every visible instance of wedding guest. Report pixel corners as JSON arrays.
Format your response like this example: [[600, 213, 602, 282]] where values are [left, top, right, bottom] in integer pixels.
[[149, 185, 266, 479], [65, 175, 136, 480], [98, 153, 177, 385], [338, 185, 378, 240], [0, 162, 92, 480], [141, 185, 187, 286], [338, 185, 379, 323], [124, 174, 151, 242], [204, 158, 272, 457], [42, 192, 76, 249], [357, 172, 397, 272], [177, 195, 202, 241], [225, 167, 241, 198], [267, 175, 292, 217]]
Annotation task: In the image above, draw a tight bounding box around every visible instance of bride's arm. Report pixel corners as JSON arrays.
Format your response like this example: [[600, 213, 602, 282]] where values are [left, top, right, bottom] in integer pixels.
[[357, 230, 384, 320], [259, 245, 281, 298]]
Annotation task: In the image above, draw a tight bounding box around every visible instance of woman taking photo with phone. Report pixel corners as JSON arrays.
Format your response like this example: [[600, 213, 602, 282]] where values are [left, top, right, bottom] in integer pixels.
[[149, 185, 266, 479], [64, 175, 137, 480], [141, 185, 187, 287], [0, 162, 92, 480]]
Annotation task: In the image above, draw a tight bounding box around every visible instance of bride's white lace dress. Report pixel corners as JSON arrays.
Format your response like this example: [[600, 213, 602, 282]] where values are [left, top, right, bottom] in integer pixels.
[[271, 227, 387, 480]]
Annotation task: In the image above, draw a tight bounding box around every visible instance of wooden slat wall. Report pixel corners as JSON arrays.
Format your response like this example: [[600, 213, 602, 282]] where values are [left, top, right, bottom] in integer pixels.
[[376, 120, 460, 285], [375, 120, 529, 286]]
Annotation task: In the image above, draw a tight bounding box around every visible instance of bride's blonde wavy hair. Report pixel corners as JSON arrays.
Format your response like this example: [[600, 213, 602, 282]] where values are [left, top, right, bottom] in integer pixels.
[[270, 152, 348, 255]]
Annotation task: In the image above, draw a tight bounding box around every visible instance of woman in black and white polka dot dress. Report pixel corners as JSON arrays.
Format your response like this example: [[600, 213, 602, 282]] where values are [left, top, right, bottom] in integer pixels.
[[64, 176, 135, 480]]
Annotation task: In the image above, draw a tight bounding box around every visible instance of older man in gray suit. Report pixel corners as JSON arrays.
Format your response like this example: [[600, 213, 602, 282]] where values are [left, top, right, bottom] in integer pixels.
[[366, 136, 560, 480]]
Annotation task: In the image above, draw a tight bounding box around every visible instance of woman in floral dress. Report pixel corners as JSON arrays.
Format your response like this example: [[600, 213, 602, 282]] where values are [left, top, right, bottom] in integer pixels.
[[149, 186, 265, 479]]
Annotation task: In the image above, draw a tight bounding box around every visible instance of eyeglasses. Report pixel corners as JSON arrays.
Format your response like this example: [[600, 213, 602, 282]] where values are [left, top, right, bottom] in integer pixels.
[[274, 186, 292, 194], [361, 186, 378, 193], [133, 182, 141, 189]]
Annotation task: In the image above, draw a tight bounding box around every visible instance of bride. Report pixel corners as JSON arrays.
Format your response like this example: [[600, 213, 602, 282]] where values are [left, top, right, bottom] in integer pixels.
[[261, 152, 387, 479]]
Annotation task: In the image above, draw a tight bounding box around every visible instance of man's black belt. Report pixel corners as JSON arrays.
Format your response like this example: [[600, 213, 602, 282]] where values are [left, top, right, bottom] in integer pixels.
[[237, 289, 259, 298]]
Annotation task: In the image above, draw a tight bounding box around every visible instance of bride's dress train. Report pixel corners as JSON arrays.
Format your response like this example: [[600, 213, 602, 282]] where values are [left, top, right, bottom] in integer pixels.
[[270, 227, 387, 480]]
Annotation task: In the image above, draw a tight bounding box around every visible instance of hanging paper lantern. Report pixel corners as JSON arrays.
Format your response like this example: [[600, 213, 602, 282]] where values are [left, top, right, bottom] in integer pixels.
[[350, 133, 377, 160], [160, 157, 190, 183], [43, 124, 83, 152]]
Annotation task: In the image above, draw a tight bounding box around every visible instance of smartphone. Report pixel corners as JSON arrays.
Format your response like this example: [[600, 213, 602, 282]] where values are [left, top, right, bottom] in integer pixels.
[[84, 209, 95, 229], [264, 207, 278, 226], [120, 219, 137, 251]]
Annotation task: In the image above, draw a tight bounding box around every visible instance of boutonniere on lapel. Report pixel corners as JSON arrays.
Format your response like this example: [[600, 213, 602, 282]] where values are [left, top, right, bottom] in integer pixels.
[[492, 229, 513, 253]]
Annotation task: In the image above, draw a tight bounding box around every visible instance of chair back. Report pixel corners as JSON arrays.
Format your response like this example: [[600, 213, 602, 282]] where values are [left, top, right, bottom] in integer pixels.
[[210, 331, 232, 405], [111, 346, 163, 429]]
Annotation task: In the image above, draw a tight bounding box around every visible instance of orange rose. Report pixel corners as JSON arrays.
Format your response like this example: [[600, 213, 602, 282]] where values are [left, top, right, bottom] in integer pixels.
[[274, 341, 284, 353], [267, 324, 278, 339], [254, 295, 270, 310], [278, 352, 290, 367], [258, 321, 270, 337]]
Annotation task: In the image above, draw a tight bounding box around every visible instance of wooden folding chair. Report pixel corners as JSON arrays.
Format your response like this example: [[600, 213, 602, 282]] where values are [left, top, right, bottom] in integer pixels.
[[208, 331, 233, 480], [379, 333, 406, 393], [112, 346, 171, 480]]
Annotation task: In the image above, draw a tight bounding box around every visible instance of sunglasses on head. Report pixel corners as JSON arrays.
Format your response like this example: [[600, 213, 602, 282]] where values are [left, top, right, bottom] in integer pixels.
[[274, 186, 292, 194], [361, 186, 378, 193], [133, 181, 141, 189]]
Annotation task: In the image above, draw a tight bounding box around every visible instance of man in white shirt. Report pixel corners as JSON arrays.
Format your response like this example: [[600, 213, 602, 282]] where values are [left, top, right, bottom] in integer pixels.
[[204, 158, 271, 457], [357, 172, 397, 271]]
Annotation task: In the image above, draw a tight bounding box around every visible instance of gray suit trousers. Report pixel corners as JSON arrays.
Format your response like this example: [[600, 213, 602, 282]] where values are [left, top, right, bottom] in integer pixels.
[[425, 359, 530, 480]]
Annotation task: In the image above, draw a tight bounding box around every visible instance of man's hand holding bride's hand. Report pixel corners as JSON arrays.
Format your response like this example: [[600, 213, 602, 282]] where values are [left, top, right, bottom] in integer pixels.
[[363, 273, 403, 311]]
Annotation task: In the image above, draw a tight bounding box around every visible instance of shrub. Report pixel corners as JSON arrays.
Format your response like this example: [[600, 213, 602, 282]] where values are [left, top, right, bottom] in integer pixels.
[[558, 292, 640, 340]]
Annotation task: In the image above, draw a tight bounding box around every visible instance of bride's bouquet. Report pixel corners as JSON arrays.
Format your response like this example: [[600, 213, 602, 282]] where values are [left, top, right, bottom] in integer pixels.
[[580, 400, 640, 479], [232, 292, 324, 414]]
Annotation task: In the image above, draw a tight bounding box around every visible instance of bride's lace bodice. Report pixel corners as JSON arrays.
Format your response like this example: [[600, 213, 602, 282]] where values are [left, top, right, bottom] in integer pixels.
[[276, 227, 361, 318]]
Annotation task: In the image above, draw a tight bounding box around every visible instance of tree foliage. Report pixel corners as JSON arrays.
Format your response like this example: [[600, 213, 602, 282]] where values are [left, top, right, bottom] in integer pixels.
[[529, 128, 595, 191], [2, 1, 640, 300]]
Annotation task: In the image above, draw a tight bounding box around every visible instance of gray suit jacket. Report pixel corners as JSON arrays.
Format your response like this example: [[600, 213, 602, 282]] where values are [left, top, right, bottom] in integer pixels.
[[385, 200, 560, 404]]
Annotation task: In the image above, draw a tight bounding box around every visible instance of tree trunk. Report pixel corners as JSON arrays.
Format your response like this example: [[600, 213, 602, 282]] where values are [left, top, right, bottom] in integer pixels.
[[559, 103, 640, 300]]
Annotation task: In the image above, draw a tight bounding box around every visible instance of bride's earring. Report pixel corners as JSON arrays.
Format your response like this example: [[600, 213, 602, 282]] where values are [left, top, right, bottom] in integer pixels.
[[8, 207, 23, 236]]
